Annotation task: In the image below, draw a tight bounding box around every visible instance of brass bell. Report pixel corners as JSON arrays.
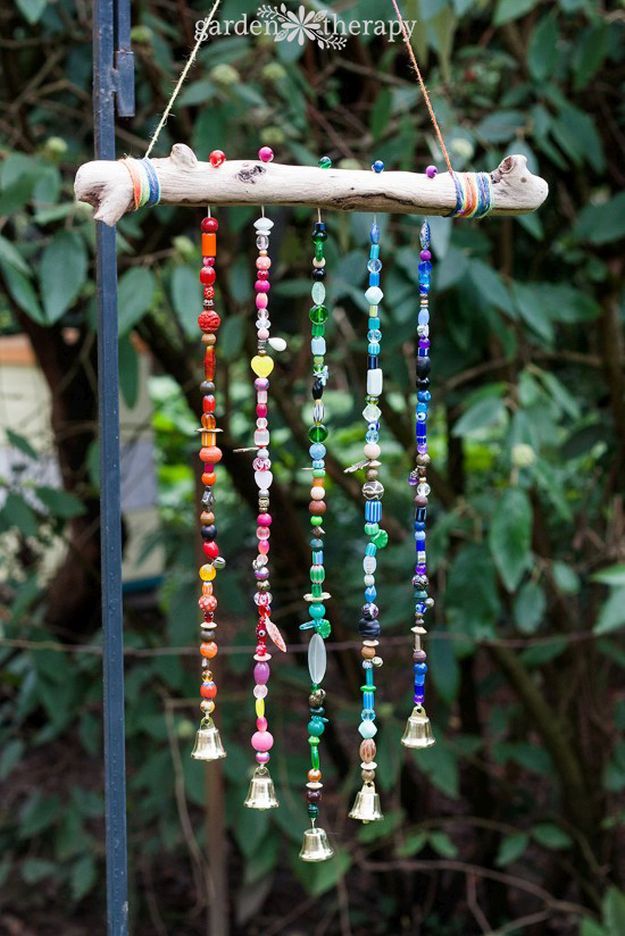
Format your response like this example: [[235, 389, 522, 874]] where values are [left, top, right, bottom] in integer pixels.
[[243, 765, 279, 810], [299, 825, 335, 862], [348, 781, 384, 823], [401, 705, 436, 749], [191, 721, 227, 762]]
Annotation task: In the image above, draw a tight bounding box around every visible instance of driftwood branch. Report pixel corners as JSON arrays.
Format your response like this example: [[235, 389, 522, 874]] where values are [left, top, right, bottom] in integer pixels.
[[74, 144, 548, 226]]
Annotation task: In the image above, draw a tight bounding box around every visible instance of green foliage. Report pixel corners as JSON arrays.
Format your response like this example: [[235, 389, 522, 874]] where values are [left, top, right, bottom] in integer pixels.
[[1, 0, 624, 933]]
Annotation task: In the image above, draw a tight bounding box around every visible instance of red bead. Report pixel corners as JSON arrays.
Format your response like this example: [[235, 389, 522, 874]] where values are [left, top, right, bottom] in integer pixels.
[[200, 267, 216, 286], [200, 681, 217, 699], [255, 644, 266, 656], [203, 286, 215, 299], [198, 310, 221, 332], [256, 404, 268, 418], [201, 217, 219, 233], [203, 396, 216, 413], [209, 150, 226, 168], [202, 471, 217, 485], [203, 541, 219, 559]]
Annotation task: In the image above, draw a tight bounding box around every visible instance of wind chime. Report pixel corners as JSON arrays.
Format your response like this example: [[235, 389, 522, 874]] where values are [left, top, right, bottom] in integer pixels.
[[75, 1, 548, 867]]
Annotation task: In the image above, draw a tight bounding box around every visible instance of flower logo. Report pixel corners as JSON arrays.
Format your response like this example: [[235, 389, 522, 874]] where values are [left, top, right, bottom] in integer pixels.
[[258, 4, 347, 49]]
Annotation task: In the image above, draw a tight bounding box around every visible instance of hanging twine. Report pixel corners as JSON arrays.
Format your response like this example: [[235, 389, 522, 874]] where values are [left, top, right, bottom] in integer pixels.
[[144, 0, 222, 158]]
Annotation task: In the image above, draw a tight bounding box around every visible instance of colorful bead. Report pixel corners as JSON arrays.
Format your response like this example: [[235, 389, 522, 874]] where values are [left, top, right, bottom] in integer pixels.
[[318, 155, 332, 169], [371, 160, 385, 173], [426, 165, 437, 178], [209, 149, 226, 167], [258, 146, 274, 163]]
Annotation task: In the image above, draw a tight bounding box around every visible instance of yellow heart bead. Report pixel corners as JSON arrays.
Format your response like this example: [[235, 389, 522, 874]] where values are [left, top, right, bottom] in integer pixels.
[[251, 354, 274, 378]]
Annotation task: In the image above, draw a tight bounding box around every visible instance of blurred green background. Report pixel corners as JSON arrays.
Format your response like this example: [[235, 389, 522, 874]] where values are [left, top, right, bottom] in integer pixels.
[[1, 0, 625, 933]]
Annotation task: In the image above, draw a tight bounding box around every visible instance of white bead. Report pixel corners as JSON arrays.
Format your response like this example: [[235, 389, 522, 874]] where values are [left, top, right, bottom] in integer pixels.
[[310, 487, 324, 500], [257, 391, 268, 404], [311, 337, 326, 355], [308, 633, 327, 684], [358, 720, 377, 739], [256, 418, 268, 429], [268, 336, 287, 351], [254, 430, 270, 447], [312, 258, 326, 268], [253, 684, 268, 698], [367, 368, 383, 396], [364, 574, 375, 586], [362, 403, 381, 422], [363, 556, 377, 574], [254, 217, 274, 231], [364, 442, 381, 460], [365, 286, 383, 305], [254, 470, 273, 491]]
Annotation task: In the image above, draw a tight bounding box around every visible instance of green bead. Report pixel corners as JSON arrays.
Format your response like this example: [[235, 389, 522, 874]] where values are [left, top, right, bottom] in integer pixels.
[[360, 684, 377, 692], [316, 619, 332, 638], [414, 589, 427, 600], [311, 324, 325, 337], [307, 804, 319, 818], [308, 424, 328, 443], [364, 522, 379, 536], [312, 468, 325, 478], [308, 716, 325, 736], [310, 516, 323, 527], [308, 735, 320, 746], [309, 305, 328, 324], [311, 583, 323, 597], [310, 603, 325, 618], [313, 355, 324, 367], [318, 156, 332, 169], [372, 529, 389, 549], [311, 747, 320, 769], [310, 565, 325, 584]]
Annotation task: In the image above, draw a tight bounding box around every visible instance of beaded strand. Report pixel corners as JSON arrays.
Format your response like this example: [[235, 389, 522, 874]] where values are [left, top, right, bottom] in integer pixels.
[[401, 220, 436, 751], [191, 213, 227, 762], [244, 211, 285, 807], [348, 216, 388, 821], [299, 216, 335, 860]]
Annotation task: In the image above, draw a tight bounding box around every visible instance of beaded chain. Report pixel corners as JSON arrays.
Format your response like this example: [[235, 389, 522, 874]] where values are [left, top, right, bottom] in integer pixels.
[[245, 210, 286, 804], [348, 209, 389, 821], [191, 212, 227, 762], [401, 220, 437, 750]]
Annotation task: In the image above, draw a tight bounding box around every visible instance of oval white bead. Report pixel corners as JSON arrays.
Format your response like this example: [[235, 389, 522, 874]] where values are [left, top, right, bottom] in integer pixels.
[[268, 336, 287, 351], [363, 556, 377, 574], [308, 633, 327, 684], [366, 368, 383, 396]]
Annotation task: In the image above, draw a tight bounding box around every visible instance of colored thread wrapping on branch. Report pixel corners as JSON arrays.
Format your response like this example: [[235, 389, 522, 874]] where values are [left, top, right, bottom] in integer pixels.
[[121, 157, 161, 209], [451, 172, 493, 219], [388, 0, 454, 177]]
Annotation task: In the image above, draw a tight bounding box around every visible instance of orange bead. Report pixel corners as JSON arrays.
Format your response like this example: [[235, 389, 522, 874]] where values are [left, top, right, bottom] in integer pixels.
[[201, 414, 216, 429], [308, 768, 322, 783], [200, 681, 217, 699], [200, 641, 218, 659], [204, 446, 222, 464], [202, 472, 217, 485], [202, 232, 217, 257], [309, 500, 326, 515], [201, 583, 213, 595]]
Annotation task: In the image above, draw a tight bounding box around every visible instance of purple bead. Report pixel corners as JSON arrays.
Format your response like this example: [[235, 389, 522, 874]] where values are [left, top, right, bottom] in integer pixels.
[[255, 378, 269, 390], [416, 564, 427, 575], [256, 752, 270, 764], [420, 250, 431, 261], [255, 568, 269, 580], [418, 339, 430, 350], [425, 165, 437, 179], [254, 662, 270, 684], [414, 691, 425, 703], [417, 444, 427, 454]]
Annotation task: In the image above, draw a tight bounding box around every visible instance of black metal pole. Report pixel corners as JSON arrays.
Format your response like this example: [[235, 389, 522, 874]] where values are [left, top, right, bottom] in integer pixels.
[[93, 0, 133, 932]]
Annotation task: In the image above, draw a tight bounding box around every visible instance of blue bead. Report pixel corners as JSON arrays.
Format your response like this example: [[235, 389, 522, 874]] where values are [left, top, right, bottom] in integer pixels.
[[417, 403, 428, 414], [312, 459, 324, 469], [372, 160, 385, 173], [418, 391, 432, 403], [366, 430, 379, 443], [361, 709, 376, 721], [416, 508, 427, 522], [312, 551, 324, 564], [370, 223, 380, 244], [310, 443, 326, 459], [367, 355, 378, 370], [368, 342, 381, 356], [414, 675, 426, 686], [364, 587, 377, 602], [370, 245, 380, 259], [310, 538, 323, 548], [369, 273, 381, 287], [414, 522, 425, 531], [365, 543, 377, 557], [414, 663, 428, 673], [367, 258, 382, 274]]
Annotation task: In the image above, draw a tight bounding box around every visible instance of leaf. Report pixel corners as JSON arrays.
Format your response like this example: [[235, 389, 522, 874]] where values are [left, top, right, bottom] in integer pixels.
[[468, 260, 514, 313], [0, 261, 45, 322], [513, 581, 545, 634], [0, 739, 24, 780], [6, 429, 38, 460], [16, 0, 48, 23], [528, 13, 558, 82], [119, 334, 139, 409], [496, 832, 529, 866], [0, 234, 31, 275], [494, 0, 539, 26], [476, 110, 525, 144], [396, 831, 427, 858], [580, 920, 607, 936], [293, 848, 351, 897], [604, 887, 625, 936], [170, 265, 198, 338], [70, 854, 97, 902], [593, 565, 625, 587], [573, 23, 609, 90], [512, 282, 554, 343], [219, 314, 246, 362], [36, 486, 86, 519], [531, 823, 572, 849], [21, 859, 56, 884], [0, 492, 38, 538], [40, 231, 87, 324], [429, 831, 458, 858], [594, 587, 625, 636], [413, 742, 459, 799], [429, 636, 460, 704], [489, 488, 532, 592], [574, 194, 625, 246], [118, 267, 156, 334], [453, 396, 506, 438]]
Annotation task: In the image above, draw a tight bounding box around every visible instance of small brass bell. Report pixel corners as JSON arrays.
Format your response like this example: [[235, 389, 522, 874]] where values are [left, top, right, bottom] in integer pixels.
[[243, 766, 279, 810], [401, 705, 436, 749], [191, 721, 227, 762], [348, 781, 384, 823], [299, 825, 335, 862]]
